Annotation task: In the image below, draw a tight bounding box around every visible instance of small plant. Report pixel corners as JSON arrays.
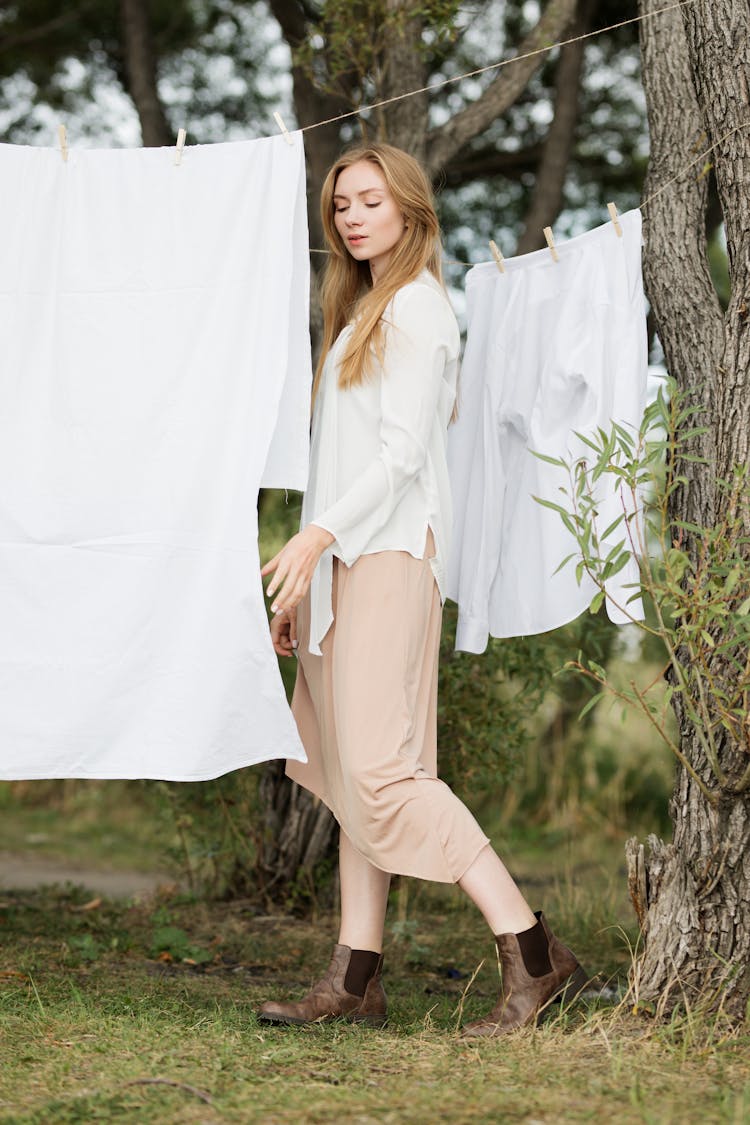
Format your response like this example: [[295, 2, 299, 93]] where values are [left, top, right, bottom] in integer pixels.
[[66, 933, 101, 964], [389, 918, 430, 965], [534, 378, 750, 803], [149, 915, 212, 964]]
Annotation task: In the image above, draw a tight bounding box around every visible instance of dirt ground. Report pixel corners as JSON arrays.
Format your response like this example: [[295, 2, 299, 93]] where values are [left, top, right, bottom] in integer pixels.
[[0, 850, 176, 898]]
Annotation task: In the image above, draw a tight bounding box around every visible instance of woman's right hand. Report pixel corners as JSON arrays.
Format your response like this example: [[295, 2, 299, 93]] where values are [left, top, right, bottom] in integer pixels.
[[270, 607, 297, 657]]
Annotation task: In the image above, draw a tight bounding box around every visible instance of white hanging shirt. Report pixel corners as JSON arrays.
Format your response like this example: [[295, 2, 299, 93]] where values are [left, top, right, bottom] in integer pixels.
[[447, 210, 647, 653], [304, 271, 460, 655], [0, 134, 311, 780]]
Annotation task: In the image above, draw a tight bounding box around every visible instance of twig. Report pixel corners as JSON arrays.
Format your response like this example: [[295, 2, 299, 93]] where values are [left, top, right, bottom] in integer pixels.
[[629, 680, 718, 806], [451, 958, 485, 1033], [124, 1078, 213, 1105]]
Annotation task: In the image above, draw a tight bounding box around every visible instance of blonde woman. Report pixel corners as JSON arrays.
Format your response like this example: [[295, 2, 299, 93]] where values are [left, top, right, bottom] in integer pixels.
[[258, 143, 586, 1036]]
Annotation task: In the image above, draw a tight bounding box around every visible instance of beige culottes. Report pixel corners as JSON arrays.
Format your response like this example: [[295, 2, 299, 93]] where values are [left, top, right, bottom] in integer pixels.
[[286, 542, 490, 883]]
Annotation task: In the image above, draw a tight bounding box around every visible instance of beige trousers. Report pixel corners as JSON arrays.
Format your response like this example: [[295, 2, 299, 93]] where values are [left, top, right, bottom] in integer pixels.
[[286, 541, 490, 883]]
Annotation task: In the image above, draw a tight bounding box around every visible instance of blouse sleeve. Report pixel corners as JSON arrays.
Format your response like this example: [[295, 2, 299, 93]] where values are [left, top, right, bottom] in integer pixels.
[[310, 283, 452, 566]]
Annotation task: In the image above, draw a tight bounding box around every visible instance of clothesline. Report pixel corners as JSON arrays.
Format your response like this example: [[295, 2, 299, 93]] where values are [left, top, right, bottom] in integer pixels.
[[307, 121, 749, 268]]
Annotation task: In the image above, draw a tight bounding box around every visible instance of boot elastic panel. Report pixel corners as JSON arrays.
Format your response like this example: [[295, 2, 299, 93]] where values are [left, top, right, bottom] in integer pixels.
[[513, 913, 553, 978], [344, 949, 382, 997]]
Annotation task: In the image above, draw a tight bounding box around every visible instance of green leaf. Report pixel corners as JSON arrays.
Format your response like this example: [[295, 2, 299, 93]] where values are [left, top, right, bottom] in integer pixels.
[[589, 590, 605, 615], [573, 430, 602, 453], [552, 552, 578, 576], [578, 692, 604, 720], [530, 449, 567, 468]]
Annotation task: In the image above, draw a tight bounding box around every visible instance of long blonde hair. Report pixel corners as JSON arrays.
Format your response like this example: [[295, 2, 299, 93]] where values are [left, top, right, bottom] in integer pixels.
[[314, 143, 444, 401]]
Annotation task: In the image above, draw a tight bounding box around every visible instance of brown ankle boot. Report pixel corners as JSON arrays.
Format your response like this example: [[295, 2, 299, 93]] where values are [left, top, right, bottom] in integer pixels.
[[257, 944, 387, 1028], [462, 912, 588, 1039]]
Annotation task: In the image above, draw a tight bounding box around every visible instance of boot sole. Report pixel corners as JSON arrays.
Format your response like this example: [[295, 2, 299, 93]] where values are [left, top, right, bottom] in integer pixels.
[[257, 1011, 387, 1029], [461, 964, 591, 1039]]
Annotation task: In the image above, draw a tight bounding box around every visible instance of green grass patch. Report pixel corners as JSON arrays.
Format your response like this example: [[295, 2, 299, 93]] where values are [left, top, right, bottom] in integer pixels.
[[1, 854, 748, 1124]]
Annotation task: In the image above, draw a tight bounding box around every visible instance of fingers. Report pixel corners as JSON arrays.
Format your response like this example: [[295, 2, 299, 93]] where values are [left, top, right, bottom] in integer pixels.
[[273, 637, 292, 657], [269, 613, 287, 644], [289, 607, 298, 650], [269, 611, 293, 658], [262, 530, 320, 613], [265, 551, 294, 603], [269, 571, 309, 615], [260, 550, 281, 579]]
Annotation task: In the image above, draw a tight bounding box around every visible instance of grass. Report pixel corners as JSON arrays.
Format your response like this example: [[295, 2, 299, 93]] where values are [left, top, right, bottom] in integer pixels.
[[1, 825, 749, 1124]]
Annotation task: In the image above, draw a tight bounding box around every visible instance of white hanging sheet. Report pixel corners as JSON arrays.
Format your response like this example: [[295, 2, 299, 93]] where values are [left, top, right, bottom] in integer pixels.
[[0, 134, 311, 779], [448, 210, 648, 653]]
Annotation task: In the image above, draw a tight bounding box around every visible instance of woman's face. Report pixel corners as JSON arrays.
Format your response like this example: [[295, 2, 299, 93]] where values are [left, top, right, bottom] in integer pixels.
[[332, 160, 406, 282]]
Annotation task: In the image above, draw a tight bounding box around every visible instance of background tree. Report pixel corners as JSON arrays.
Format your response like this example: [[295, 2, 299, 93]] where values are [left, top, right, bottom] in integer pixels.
[[626, 0, 750, 1019]]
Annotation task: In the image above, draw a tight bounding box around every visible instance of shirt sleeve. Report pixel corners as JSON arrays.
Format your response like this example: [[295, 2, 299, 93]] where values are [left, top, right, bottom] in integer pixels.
[[310, 283, 452, 566]]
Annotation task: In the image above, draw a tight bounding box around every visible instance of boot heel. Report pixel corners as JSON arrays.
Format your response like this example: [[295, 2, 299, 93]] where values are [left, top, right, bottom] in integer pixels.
[[558, 964, 589, 1004], [349, 1012, 387, 1028], [537, 964, 590, 1024]]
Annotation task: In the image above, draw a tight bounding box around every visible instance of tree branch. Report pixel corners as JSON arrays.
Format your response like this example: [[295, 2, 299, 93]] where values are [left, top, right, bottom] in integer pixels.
[[267, 0, 309, 48], [0, 6, 94, 55], [515, 0, 590, 254], [440, 142, 544, 189], [425, 0, 578, 176]]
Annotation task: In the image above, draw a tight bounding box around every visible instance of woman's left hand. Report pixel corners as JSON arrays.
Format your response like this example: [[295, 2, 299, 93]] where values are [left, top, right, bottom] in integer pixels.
[[261, 523, 335, 614]]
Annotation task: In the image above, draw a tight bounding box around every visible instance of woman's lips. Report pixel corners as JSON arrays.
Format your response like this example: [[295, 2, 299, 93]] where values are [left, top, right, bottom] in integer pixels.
[[348, 235, 366, 244]]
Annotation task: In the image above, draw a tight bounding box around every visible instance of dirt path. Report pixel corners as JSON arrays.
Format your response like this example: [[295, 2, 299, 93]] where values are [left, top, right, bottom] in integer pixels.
[[0, 850, 176, 898]]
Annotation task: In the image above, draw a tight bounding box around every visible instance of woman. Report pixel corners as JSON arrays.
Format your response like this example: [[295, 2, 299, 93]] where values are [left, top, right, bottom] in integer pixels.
[[258, 143, 586, 1037]]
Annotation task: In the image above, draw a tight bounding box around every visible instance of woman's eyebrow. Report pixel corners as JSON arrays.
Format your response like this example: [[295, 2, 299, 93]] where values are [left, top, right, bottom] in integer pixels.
[[333, 187, 385, 200]]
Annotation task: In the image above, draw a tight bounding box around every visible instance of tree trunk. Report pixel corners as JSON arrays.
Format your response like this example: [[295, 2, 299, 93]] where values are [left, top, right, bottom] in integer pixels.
[[380, 2, 428, 158], [515, 0, 590, 255], [119, 0, 172, 146], [254, 760, 337, 904], [628, 0, 750, 1020]]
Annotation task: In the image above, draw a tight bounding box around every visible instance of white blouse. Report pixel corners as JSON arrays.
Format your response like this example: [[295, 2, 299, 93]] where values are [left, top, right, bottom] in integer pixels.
[[302, 270, 460, 655]]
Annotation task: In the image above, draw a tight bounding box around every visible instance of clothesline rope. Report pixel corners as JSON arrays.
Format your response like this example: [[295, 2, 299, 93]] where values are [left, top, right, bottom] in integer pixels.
[[638, 122, 750, 212], [297, 0, 698, 135]]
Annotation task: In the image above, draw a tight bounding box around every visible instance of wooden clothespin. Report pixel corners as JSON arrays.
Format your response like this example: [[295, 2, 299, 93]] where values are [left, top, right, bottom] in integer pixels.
[[607, 201, 623, 237], [489, 239, 505, 275], [174, 128, 187, 166], [543, 226, 559, 263], [273, 111, 294, 146], [58, 124, 68, 163]]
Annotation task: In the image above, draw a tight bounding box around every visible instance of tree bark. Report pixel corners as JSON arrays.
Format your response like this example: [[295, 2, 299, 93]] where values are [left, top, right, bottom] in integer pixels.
[[515, 0, 590, 255], [628, 0, 750, 1020], [119, 0, 172, 146], [254, 759, 337, 904], [380, 1, 428, 158]]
